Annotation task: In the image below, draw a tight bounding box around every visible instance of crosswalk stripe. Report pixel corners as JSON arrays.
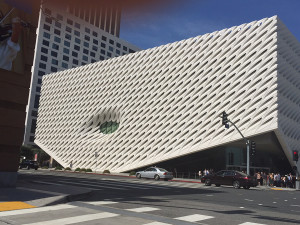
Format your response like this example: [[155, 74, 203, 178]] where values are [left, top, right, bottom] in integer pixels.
[[239, 223, 266, 225], [127, 207, 160, 212], [55, 178, 171, 190], [0, 204, 77, 217], [125, 180, 172, 189], [59, 179, 153, 190], [84, 201, 118, 205], [17, 187, 65, 196], [143, 222, 172, 225], [22, 212, 119, 225], [56, 180, 124, 190], [72, 180, 150, 190], [33, 181, 65, 186], [175, 214, 214, 222]]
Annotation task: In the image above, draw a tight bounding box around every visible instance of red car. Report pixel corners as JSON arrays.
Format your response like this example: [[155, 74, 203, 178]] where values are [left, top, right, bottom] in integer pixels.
[[201, 170, 258, 189]]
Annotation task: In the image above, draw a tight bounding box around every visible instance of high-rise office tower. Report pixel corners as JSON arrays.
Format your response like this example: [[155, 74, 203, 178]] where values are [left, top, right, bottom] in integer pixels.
[[24, 1, 140, 146]]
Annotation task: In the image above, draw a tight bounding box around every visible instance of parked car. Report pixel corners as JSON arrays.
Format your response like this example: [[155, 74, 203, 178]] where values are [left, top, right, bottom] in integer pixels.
[[136, 167, 173, 181], [201, 170, 257, 189], [19, 160, 39, 170]]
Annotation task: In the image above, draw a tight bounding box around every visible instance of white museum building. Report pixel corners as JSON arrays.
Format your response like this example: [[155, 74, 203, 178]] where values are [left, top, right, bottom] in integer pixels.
[[35, 16, 300, 174], [24, 1, 140, 146]]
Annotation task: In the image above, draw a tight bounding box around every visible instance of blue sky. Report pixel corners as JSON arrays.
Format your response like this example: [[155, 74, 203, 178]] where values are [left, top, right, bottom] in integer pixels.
[[120, 0, 300, 49]]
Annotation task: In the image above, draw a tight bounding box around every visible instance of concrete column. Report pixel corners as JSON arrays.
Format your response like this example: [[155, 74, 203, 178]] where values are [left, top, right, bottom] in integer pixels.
[[49, 157, 53, 168], [0, 172, 18, 187]]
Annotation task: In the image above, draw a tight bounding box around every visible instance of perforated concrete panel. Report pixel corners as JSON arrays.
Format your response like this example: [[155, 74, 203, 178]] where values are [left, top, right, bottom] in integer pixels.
[[35, 16, 300, 172]]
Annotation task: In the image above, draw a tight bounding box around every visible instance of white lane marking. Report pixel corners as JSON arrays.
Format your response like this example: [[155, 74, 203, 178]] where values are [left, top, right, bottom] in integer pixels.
[[33, 181, 64, 186], [291, 210, 300, 213], [22, 212, 119, 225], [175, 214, 214, 222], [240, 207, 245, 209], [273, 202, 277, 203], [130, 179, 177, 186], [84, 201, 118, 205], [284, 200, 288, 201], [56, 180, 123, 190], [16, 187, 65, 196], [291, 205, 300, 207], [59, 178, 163, 190], [127, 207, 160, 212], [143, 222, 171, 225], [74, 180, 150, 190], [206, 195, 214, 196], [0, 204, 77, 217], [128, 181, 172, 189], [239, 222, 267, 225], [258, 204, 263, 206], [244, 199, 254, 201]]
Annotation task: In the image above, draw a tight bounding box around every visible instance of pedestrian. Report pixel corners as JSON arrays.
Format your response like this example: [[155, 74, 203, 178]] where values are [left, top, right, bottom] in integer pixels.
[[274, 173, 278, 187], [257, 172, 261, 186], [198, 170, 202, 179], [262, 172, 267, 186], [287, 173, 292, 188], [269, 173, 274, 187], [276, 173, 281, 187], [282, 176, 287, 188], [259, 172, 263, 186]]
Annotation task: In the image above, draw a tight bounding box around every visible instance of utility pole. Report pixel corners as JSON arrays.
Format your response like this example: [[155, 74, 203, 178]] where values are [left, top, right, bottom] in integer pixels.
[[221, 111, 251, 175]]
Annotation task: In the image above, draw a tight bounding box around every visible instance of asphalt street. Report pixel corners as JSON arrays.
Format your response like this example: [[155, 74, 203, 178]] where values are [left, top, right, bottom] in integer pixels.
[[1, 170, 299, 225]]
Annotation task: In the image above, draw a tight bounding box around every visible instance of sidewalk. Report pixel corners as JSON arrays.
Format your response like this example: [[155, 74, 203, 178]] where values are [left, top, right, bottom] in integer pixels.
[[171, 177, 297, 191], [1, 170, 297, 212], [0, 170, 95, 210]]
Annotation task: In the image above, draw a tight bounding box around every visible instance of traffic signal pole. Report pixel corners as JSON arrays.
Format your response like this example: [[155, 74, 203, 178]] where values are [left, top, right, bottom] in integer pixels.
[[221, 112, 251, 175], [228, 120, 250, 175]]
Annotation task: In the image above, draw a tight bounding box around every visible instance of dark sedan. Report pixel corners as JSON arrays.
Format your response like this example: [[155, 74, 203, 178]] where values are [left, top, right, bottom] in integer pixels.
[[19, 160, 39, 170], [201, 170, 258, 189]]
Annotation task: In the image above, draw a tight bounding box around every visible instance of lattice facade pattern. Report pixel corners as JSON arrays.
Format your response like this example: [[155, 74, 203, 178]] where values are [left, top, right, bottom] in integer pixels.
[[35, 16, 300, 172]]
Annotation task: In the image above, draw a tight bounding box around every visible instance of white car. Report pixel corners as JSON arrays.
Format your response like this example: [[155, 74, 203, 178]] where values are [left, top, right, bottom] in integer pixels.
[[136, 167, 173, 181]]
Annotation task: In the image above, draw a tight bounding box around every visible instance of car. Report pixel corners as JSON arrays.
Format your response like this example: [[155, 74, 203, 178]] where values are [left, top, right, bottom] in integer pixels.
[[19, 160, 39, 170], [201, 170, 258, 189], [136, 167, 173, 181]]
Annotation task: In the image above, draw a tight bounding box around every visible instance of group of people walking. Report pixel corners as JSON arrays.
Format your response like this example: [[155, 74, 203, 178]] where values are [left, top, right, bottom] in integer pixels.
[[197, 169, 297, 188], [255, 172, 296, 188], [198, 168, 214, 177]]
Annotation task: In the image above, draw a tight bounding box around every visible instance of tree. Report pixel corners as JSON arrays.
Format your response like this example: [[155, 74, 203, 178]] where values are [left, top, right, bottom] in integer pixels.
[[20, 145, 50, 166], [32, 147, 50, 165], [20, 145, 34, 160]]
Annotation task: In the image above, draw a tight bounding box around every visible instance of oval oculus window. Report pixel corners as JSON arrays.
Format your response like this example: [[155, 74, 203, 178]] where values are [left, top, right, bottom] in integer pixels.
[[100, 121, 119, 134]]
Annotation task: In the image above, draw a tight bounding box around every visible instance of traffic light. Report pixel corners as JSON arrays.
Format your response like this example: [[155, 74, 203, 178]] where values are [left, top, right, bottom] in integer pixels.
[[251, 141, 256, 156], [222, 111, 229, 128], [293, 150, 298, 161]]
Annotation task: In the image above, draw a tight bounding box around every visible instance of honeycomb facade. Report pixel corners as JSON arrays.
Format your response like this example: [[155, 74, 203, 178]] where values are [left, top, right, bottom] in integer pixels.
[[35, 16, 300, 173]]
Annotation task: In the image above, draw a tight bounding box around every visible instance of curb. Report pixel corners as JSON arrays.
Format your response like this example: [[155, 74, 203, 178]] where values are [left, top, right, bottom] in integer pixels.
[[42, 191, 93, 206]]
